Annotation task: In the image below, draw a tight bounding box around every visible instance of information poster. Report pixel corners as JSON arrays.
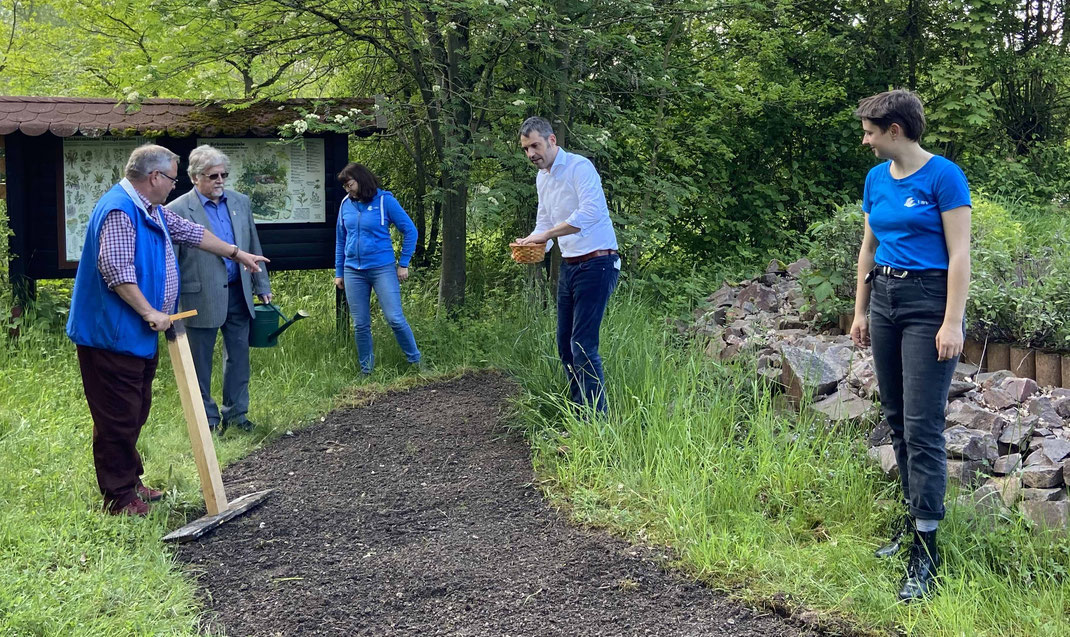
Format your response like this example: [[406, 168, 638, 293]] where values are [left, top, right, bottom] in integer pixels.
[[198, 138, 325, 224], [62, 137, 151, 262]]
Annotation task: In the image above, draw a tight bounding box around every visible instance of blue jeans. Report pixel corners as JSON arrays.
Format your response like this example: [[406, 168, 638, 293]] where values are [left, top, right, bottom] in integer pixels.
[[869, 273, 958, 521], [343, 264, 420, 373], [557, 254, 620, 414], [186, 284, 252, 426]]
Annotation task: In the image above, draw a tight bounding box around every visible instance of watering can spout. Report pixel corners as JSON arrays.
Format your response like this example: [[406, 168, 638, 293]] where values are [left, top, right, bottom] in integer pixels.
[[268, 309, 309, 341]]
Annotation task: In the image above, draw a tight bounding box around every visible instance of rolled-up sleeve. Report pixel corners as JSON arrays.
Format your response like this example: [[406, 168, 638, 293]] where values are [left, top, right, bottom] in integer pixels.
[[161, 206, 205, 246], [564, 160, 610, 238], [98, 210, 138, 288]]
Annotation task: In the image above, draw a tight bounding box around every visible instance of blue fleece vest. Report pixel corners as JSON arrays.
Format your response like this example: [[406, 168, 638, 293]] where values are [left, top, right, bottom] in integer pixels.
[[66, 183, 175, 359]]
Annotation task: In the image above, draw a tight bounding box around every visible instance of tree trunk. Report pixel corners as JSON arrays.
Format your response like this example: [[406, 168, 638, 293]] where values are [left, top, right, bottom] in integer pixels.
[[437, 171, 468, 309]]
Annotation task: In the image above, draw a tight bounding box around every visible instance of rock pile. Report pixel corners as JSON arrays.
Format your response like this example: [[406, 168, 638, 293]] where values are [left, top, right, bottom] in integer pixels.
[[688, 259, 1070, 534]]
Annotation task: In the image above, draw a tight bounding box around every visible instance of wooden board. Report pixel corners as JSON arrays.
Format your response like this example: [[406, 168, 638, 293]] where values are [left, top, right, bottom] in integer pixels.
[[162, 489, 274, 543], [165, 319, 228, 515]]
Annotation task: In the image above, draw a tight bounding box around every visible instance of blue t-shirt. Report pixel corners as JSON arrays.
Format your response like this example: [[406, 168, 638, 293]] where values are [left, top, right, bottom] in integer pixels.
[[862, 155, 971, 271]]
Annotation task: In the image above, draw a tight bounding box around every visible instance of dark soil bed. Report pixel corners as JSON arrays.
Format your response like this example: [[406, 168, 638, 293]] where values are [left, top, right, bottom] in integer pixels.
[[177, 372, 820, 636]]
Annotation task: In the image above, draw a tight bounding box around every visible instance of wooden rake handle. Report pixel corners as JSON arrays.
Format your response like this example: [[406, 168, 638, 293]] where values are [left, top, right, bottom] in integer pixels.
[[152, 309, 198, 332]]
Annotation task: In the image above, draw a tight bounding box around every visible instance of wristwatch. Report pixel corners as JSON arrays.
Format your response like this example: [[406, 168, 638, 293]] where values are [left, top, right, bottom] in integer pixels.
[[229, 244, 240, 259]]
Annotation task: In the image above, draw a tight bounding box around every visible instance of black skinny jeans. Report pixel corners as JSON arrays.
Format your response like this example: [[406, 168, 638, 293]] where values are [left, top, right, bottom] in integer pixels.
[[869, 273, 958, 521]]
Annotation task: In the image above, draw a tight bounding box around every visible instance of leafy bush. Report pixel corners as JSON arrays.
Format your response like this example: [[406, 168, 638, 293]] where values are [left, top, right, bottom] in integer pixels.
[[964, 140, 1070, 206], [803, 203, 864, 320]]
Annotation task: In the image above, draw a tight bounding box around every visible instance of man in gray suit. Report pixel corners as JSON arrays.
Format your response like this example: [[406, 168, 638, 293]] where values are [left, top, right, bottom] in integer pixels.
[[170, 144, 271, 433]]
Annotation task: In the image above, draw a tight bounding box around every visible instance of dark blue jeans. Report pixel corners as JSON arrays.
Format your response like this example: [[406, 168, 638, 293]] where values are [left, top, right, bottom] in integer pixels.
[[557, 254, 620, 414], [869, 273, 958, 521]]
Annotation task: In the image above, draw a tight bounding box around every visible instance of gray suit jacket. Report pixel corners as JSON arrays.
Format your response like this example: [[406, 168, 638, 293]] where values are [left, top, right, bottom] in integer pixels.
[[169, 188, 270, 329]]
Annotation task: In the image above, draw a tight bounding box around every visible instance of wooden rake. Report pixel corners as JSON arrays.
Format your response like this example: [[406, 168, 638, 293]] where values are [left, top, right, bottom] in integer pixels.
[[160, 309, 272, 543]]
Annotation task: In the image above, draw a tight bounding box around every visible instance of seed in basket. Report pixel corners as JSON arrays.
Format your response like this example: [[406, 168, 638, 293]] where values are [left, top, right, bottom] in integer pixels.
[[509, 241, 547, 264]]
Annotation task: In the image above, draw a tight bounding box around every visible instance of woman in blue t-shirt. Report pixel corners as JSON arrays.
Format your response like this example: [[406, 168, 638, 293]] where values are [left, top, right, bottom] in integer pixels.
[[849, 90, 972, 602], [334, 163, 422, 374]]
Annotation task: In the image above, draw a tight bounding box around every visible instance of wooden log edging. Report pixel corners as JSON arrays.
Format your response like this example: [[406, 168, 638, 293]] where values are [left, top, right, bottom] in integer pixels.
[[960, 337, 1069, 388]]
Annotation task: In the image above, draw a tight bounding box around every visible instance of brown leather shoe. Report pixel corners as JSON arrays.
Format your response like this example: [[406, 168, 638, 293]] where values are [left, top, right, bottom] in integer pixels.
[[136, 483, 164, 502], [108, 498, 150, 517]]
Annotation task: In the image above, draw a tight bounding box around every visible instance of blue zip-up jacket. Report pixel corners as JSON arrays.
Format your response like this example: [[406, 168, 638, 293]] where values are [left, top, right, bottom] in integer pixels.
[[334, 189, 418, 275], [66, 183, 175, 359]]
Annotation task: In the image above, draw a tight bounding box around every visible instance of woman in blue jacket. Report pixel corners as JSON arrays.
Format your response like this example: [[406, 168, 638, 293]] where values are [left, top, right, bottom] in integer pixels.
[[334, 163, 421, 374], [849, 90, 972, 602]]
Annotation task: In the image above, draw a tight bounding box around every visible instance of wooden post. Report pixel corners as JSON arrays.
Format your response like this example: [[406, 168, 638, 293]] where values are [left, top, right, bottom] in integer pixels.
[[1010, 346, 1036, 380], [962, 338, 987, 371], [1061, 355, 1070, 390], [987, 343, 1011, 372], [1035, 351, 1062, 388], [165, 317, 228, 516]]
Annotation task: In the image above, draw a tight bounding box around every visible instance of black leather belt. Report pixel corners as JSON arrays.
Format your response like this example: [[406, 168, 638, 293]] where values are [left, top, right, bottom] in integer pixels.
[[563, 249, 617, 265], [873, 265, 947, 279]]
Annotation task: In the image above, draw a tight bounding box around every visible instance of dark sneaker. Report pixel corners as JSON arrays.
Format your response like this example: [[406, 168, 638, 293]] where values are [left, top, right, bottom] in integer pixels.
[[224, 419, 256, 432], [107, 497, 150, 517], [136, 483, 164, 502]]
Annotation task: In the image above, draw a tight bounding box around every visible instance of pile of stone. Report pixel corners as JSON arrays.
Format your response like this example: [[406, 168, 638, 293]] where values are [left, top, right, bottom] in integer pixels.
[[688, 259, 1070, 534]]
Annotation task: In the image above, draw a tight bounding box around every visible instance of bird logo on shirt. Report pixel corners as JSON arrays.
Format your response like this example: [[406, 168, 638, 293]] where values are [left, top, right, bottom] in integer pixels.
[[904, 197, 931, 208]]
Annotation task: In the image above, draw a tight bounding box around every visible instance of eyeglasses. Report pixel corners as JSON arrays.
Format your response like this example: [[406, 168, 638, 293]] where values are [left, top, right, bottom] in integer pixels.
[[154, 170, 178, 184], [203, 172, 229, 181]]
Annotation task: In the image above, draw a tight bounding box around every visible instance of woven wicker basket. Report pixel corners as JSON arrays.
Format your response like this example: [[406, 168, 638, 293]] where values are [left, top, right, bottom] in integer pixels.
[[509, 242, 547, 264]]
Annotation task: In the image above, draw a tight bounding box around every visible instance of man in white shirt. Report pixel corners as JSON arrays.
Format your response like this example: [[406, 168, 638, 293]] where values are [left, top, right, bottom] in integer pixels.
[[516, 116, 621, 414]]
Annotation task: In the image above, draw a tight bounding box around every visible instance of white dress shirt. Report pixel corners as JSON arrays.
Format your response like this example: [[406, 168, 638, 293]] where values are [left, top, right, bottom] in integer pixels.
[[534, 148, 619, 258]]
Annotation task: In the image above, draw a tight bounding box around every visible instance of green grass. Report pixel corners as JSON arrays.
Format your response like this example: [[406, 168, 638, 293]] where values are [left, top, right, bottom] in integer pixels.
[[2, 268, 1068, 636]]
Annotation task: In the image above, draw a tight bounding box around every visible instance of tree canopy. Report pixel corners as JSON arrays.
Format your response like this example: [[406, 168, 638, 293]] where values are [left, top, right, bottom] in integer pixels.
[[3, 0, 1068, 305]]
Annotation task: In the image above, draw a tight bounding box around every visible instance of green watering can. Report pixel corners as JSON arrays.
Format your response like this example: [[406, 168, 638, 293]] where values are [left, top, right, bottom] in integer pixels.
[[250, 304, 309, 348]]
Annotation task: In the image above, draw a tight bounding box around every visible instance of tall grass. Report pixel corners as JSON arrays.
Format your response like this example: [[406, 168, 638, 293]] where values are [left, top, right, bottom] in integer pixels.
[[1, 267, 1067, 636]]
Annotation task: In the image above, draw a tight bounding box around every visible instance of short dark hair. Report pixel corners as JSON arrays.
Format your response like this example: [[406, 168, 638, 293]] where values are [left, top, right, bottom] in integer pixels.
[[519, 116, 554, 140], [337, 162, 380, 203], [854, 90, 926, 141]]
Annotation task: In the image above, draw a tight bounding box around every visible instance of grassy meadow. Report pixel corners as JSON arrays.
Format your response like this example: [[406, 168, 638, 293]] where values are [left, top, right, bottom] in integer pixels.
[[1, 266, 1068, 636]]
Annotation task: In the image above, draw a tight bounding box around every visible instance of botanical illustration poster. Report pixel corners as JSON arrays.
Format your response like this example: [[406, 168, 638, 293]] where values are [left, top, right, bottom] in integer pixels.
[[197, 138, 326, 224], [62, 137, 151, 262]]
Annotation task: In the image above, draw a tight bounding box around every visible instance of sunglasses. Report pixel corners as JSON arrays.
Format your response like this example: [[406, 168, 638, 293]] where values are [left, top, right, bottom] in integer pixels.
[[203, 172, 229, 181], [154, 170, 178, 183]]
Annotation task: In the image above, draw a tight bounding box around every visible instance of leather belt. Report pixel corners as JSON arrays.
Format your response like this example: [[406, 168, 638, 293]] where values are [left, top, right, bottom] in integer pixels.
[[873, 265, 947, 279], [563, 249, 617, 265]]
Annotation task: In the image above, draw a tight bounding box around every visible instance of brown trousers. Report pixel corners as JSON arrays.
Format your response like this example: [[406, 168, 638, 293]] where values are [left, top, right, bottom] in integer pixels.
[[76, 345, 159, 510]]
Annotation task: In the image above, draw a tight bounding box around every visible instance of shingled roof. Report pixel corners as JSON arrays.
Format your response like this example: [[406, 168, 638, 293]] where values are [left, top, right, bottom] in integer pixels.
[[0, 96, 383, 137]]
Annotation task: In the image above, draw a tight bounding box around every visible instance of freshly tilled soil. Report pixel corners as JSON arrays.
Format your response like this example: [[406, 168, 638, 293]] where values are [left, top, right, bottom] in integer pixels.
[[177, 372, 819, 636]]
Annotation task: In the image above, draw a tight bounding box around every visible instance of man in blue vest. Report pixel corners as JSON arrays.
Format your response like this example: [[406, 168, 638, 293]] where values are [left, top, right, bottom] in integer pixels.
[[67, 144, 269, 517]]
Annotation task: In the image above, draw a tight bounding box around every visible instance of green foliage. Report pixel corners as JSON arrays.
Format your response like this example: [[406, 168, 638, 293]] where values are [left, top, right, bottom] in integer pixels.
[[965, 140, 1070, 206], [0, 199, 10, 296], [5, 0, 1070, 285], [802, 203, 864, 320]]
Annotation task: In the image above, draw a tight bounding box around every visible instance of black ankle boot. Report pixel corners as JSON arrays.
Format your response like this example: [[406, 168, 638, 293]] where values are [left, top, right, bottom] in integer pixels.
[[898, 528, 940, 602], [874, 514, 912, 559]]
